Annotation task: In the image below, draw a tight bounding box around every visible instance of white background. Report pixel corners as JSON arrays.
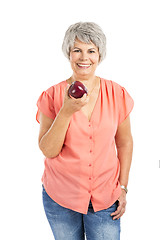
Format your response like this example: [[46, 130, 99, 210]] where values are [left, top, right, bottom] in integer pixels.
[[0, 0, 160, 239]]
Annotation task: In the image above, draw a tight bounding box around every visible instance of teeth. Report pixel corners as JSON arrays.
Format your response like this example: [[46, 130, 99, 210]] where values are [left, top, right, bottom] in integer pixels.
[[77, 64, 91, 67]]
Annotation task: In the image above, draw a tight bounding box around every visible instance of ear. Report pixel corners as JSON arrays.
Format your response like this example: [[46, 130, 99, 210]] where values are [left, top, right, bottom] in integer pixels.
[[98, 56, 101, 64]]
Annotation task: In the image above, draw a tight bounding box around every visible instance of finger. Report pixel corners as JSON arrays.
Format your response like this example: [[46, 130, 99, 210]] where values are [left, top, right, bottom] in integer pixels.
[[82, 93, 89, 102], [110, 205, 122, 216], [111, 209, 121, 217], [112, 203, 126, 219], [113, 213, 121, 220], [68, 93, 86, 100], [65, 84, 70, 91], [81, 93, 88, 100], [69, 94, 75, 99], [73, 93, 88, 105], [64, 84, 71, 98], [113, 210, 125, 220], [112, 209, 125, 220], [82, 93, 86, 98]]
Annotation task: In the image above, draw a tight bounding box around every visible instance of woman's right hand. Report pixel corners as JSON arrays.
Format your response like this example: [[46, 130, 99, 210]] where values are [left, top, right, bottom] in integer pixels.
[[61, 84, 89, 117]]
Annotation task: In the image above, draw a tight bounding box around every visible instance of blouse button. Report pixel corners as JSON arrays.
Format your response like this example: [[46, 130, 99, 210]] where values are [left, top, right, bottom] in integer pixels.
[[89, 136, 92, 139], [89, 177, 91, 180], [90, 150, 92, 153], [89, 164, 92, 167]]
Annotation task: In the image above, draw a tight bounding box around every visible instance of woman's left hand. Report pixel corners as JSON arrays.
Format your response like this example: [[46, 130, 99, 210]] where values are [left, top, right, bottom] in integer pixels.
[[111, 190, 127, 220]]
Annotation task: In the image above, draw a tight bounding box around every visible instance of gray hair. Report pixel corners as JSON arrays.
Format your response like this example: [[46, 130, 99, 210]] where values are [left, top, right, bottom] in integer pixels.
[[62, 22, 106, 63]]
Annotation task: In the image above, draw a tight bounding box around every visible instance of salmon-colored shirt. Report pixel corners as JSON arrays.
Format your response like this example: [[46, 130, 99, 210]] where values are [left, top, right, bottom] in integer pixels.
[[36, 78, 134, 214]]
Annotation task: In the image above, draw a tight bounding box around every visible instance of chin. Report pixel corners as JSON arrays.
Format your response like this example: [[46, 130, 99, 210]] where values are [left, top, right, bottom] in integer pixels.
[[76, 72, 93, 79], [76, 69, 95, 76]]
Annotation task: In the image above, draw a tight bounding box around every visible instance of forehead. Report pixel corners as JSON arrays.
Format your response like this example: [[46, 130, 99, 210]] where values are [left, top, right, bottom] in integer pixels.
[[73, 38, 98, 49]]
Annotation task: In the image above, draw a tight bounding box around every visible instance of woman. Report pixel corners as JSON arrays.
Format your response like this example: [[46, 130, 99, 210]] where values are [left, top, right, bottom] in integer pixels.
[[36, 22, 134, 240]]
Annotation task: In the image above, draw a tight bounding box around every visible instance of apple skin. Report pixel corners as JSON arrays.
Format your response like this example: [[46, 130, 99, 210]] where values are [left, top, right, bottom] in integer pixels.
[[68, 81, 88, 98]]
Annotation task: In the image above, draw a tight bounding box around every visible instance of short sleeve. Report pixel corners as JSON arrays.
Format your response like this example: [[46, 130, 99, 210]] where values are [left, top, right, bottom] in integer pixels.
[[36, 91, 56, 123], [118, 87, 134, 125]]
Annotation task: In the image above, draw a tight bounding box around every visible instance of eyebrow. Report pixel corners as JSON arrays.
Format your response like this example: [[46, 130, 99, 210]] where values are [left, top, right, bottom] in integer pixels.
[[73, 47, 97, 50]]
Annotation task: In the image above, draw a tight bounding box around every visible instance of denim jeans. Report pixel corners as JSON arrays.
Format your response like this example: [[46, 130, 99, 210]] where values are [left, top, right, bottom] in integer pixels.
[[42, 185, 120, 240]]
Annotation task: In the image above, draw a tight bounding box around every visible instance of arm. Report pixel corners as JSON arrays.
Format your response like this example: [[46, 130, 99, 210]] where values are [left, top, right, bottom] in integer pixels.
[[115, 116, 133, 187], [38, 109, 72, 158], [111, 116, 133, 220], [38, 85, 89, 158]]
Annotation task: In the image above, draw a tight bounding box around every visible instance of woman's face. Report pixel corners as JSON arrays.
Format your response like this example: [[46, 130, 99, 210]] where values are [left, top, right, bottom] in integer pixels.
[[69, 39, 100, 79]]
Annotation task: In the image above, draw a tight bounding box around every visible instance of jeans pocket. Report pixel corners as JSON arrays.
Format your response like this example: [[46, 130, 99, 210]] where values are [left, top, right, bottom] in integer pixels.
[[105, 200, 118, 213]]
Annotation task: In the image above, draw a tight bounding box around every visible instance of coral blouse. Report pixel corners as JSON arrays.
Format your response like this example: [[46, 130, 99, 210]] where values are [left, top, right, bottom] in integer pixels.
[[36, 78, 134, 214]]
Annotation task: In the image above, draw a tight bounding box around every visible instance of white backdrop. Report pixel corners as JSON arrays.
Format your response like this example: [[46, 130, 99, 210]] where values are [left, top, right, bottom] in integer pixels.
[[0, 0, 160, 239]]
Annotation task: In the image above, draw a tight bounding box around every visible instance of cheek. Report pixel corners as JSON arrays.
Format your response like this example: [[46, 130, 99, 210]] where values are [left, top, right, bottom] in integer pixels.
[[69, 54, 78, 70], [69, 52, 78, 62], [91, 54, 100, 64]]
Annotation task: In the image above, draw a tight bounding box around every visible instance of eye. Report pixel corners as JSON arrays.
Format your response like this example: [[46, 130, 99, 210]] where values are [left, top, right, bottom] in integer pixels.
[[73, 49, 81, 52], [89, 50, 95, 53]]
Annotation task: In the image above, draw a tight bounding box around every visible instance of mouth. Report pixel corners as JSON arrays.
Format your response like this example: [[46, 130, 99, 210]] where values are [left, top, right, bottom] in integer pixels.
[[77, 63, 91, 69]]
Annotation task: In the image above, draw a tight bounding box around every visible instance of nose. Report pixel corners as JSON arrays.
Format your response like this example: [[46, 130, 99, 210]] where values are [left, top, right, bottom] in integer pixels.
[[79, 51, 88, 61]]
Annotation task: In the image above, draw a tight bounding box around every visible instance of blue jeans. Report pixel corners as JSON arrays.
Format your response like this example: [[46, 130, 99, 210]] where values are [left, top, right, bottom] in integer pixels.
[[42, 185, 120, 240]]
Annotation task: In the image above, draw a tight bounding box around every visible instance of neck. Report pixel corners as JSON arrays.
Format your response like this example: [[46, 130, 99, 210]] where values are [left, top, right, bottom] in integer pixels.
[[70, 74, 98, 89]]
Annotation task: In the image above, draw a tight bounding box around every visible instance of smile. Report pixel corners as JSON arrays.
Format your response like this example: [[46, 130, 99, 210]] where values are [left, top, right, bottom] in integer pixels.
[[77, 63, 91, 68]]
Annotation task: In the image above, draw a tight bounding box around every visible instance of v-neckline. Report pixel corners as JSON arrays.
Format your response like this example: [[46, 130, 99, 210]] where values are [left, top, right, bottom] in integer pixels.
[[79, 77, 101, 122], [65, 77, 102, 123]]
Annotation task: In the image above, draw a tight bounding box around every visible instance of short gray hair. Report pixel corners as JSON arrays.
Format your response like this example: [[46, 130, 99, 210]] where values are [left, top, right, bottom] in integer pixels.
[[62, 22, 106, 63]]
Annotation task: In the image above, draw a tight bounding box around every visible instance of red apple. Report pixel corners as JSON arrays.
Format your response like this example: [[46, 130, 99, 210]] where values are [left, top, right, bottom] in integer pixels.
[[68, 81, 88, 98]]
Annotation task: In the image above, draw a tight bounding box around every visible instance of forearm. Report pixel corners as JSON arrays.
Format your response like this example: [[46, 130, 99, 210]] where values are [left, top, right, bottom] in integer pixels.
[[39, 108, 72, 158], [117, 138, 133, 187]]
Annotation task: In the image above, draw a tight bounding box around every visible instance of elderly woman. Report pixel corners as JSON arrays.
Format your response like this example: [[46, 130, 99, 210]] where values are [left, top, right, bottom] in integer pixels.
[[36, 22, 134, 240]]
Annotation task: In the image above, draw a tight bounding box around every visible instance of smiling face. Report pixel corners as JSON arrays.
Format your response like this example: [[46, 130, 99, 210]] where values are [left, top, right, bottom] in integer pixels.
[[69, 39, 100, 79]]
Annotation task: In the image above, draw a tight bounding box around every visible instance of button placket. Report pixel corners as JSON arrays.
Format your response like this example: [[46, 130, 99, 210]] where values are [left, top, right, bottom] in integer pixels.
[[88, 123, 94, 195]]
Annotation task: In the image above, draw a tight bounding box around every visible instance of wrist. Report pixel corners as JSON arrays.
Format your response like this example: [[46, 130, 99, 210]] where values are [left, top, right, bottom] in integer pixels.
[[120, 185, 128, 194], [60, 106, 73, 118]]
